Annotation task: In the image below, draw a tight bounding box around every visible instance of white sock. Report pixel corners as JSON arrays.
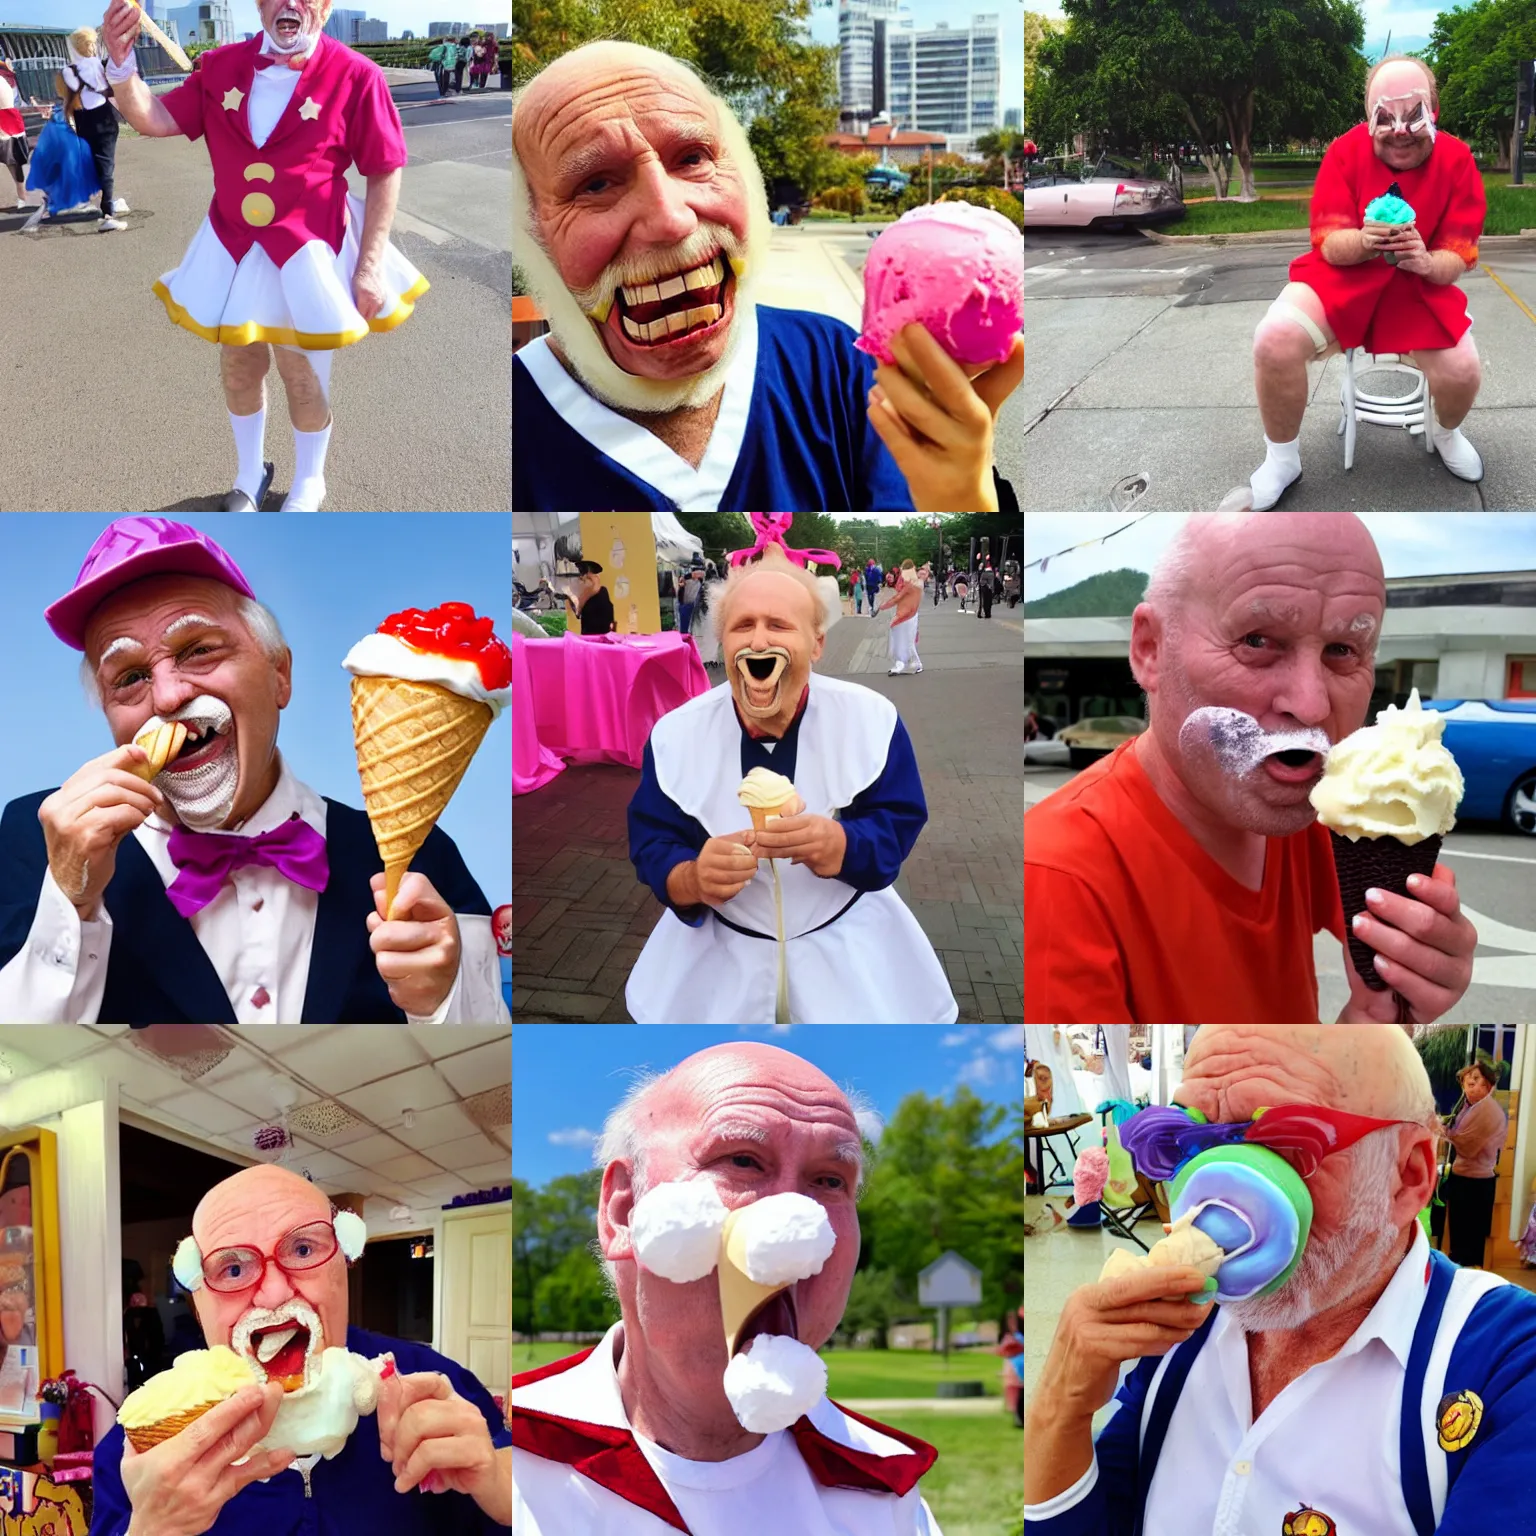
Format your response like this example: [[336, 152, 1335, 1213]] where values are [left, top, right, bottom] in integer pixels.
[[1249, 433, 1303, 509], [286, 420, 332, 511], [1264, 434, 1302, 466], [229, 408, 267, 503]]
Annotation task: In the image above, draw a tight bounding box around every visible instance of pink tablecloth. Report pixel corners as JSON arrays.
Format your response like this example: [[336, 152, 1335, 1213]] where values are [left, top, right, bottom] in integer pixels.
[[513, 631, 711, 792]]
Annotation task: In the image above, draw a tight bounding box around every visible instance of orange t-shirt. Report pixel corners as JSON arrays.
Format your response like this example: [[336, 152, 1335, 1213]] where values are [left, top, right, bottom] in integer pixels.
[[1025, 740, 1345, 1024]]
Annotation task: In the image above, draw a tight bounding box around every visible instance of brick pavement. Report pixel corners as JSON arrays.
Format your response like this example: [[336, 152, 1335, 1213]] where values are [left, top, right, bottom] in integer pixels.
[[512, 594, 1022, 1023]]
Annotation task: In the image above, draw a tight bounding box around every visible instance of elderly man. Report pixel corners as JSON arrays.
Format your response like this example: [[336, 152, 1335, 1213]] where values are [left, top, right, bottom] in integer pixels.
[[511, 1041, 944, 1532], [93, 1163, 510, 1533], [1249, 56, 1487, 507], [100, 0, 427, 511], [623, 520, 955, 1022], [874, 559, 924, 675], [511, 41, 1017, 513], [1026, 1024, 1536, 1535], [0, 517, 507, 1024], [1025, 512, 1477, 1023]]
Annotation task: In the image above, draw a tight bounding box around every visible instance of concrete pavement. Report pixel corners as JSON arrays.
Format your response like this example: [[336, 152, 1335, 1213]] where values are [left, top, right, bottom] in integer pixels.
[[0, 81, 509, 511], [1023, 226, 1536, 510]]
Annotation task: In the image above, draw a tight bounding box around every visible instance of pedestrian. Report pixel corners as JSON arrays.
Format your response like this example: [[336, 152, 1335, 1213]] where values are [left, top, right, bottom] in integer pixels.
[[470, 34, 496, 92], [0, 55, 40, 212], [678, 563, 703, 641], [21, 69, 98, 231], [954, 568, 969, 612], [979, 564, 995, 619], [428, 37, 449, 97], [876, 558, 924, 674], [863, 556, 883, 616], [1442, 1061, 1508, 1269], [451, 37, 467, 95], [61, 26, 126, 231], [851, 569, 864, 615]]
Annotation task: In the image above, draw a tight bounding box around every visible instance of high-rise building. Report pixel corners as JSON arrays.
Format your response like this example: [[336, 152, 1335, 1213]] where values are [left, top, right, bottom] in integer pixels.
[[1005, 106, 1022, 130], [474, 23, 511, 38], [355, 18, 388, 42], [324, 9, 366, 41], [160, 0, 233, 46], [837, 0, 901, 135], [889, 12, 1001, 137], [428, 21, 473, 36]]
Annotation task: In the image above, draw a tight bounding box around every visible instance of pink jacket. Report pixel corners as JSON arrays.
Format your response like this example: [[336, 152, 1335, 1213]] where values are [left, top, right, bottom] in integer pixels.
[[162, 33, 408, 267]]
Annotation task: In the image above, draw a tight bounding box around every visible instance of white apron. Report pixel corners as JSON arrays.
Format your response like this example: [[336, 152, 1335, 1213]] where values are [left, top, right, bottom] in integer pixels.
[[625, 677, 957, 1024]]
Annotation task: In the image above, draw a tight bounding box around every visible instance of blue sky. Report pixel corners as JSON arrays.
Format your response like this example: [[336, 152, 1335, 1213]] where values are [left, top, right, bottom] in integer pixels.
[[0, 514, 511, 907], [512, 1023, 1023, 1188], [1025, 513, 1536, 603], [0, 2, 503, 37]]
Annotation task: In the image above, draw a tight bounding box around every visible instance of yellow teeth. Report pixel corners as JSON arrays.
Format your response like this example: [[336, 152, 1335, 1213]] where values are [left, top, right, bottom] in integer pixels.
[[588, 297, 613, 324], [130, 721, 190, 780], [619, 255, 725, 309], [728, 255, 745, 276]]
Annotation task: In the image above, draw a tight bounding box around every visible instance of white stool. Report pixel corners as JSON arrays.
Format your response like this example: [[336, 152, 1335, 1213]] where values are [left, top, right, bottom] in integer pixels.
[[1338, 348, 1435, 470]]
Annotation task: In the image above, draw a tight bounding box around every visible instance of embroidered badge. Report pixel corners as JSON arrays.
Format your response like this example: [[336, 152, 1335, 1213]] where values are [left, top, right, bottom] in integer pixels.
[[1436, 1389, 1483, 1452], [1282, 1508, 1338, 1536], [298, 96, 322, 121]]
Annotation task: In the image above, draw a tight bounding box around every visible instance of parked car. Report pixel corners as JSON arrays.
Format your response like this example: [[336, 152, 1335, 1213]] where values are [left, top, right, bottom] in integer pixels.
[[1419, 699, 1536, 835], [1024, 155, 1183, 230], [1057, 716, 1147, 769]]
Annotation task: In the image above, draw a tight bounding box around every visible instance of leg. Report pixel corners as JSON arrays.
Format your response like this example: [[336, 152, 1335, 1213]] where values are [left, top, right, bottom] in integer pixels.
[[220, 342, 273, 505], [1248, 281, 1338, 507], [273, 346, 334, 510], [1409, 331, 1484, 481]]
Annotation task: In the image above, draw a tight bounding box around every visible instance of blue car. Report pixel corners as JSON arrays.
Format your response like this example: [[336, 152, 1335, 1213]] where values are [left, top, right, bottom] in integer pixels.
[[1420, 699, 1536, 835]]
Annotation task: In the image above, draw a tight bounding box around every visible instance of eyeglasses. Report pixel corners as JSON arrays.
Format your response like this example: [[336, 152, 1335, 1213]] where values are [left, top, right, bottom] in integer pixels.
[[200, 1219, 340, 1294]]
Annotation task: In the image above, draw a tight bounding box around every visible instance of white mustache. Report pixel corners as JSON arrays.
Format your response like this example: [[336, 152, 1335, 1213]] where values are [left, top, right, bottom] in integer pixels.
[[573, 225, 744, 320], [1179, 707, 1333, 778]]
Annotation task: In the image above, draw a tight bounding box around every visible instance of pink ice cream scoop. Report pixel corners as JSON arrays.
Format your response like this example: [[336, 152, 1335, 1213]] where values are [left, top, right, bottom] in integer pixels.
[[856, 202, 1023, 368]]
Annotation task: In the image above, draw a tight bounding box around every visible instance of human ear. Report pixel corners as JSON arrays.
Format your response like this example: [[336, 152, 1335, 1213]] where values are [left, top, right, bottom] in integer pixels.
[[597, 1161, 638, 1262]]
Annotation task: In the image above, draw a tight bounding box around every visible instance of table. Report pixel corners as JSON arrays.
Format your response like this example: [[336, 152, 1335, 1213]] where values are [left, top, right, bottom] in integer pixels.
[[1024, 1114, 1093, 1194], [513, 631, 712, 793]]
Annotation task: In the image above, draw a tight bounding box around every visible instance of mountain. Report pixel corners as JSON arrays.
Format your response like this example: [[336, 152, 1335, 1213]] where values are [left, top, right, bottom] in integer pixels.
[[1023, 568, 1148, 618]]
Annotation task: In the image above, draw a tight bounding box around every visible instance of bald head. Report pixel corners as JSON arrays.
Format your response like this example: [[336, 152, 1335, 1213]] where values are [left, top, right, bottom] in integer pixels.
[[193, 1164, 332, 1253], [1367, 56, 1437, 114], [1176, 1025, 1435, 1125]]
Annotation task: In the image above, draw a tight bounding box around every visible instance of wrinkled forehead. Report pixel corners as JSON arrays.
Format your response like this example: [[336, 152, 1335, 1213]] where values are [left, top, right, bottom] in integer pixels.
[[83, 575, 245, 662], [1174, 1027, 1345, 1124], [195, 1181, 331, 1252], [1369, 65, 1433, 113]]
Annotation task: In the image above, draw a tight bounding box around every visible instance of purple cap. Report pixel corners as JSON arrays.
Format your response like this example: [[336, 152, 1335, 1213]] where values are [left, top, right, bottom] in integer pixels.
[[45, 517, 257, 651]]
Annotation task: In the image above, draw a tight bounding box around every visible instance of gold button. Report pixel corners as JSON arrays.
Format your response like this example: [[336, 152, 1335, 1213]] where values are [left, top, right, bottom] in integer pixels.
[[244, 162, 275, 182], [241, 192, 276, 227]]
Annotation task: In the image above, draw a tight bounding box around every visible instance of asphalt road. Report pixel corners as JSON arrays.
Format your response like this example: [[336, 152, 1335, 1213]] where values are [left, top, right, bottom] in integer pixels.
[[0, 80, 510, 511], [1025, 745, 1536, 1022], [1023, 224, 1536, 511]]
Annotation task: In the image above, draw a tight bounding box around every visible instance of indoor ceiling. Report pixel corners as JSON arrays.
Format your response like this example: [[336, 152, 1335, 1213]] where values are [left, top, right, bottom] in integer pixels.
[[0, 1027, 510, 1211]]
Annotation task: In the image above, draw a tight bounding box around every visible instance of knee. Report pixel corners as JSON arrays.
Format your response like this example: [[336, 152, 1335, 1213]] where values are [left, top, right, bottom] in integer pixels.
[[220, 344, 269, 390], [1252, 320, 1308, 375]]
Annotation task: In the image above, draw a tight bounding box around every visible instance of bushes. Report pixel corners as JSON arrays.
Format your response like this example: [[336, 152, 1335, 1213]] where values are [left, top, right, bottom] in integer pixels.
[[814, 184, 868, 218], [938, 186, 1024, 231]]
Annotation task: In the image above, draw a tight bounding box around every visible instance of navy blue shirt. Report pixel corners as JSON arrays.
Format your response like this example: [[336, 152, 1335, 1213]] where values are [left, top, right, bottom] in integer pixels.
[[512, 306, 916, 512], [90, 1327, 511, 1534]]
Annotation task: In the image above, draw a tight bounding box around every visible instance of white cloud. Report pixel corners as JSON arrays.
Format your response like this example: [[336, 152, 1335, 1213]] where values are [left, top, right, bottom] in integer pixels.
[[548, 1127, 598, 1149], [957, 1052, 1000, 1087], [990, 1025, 1025, 1052], [770, 1024, 793, 1035], [941, 1029, 974, 1047], [855, 1108, 885, 1145]]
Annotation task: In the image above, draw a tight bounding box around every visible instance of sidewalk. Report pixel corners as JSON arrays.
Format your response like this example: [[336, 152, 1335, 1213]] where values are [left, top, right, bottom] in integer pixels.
[[513, 597, 1023, 1023], [753, 225, 872, 329]]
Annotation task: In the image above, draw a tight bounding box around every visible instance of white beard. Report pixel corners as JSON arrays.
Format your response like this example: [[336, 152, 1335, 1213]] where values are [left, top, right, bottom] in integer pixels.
[[263, 10, 317, 54], [511, 96, 774, 416]]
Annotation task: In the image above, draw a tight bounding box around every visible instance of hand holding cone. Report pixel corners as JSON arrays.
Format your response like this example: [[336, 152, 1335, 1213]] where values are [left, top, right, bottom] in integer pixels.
[[129, 721, 187, 782]]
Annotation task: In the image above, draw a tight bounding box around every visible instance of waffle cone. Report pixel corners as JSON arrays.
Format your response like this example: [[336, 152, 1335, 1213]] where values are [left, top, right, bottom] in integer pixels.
[[747, 802, 793, 835], [350, 677, 492, 917], [719, 1207, 789, 1356], [123, 1398, 224, 1453], [1329, 831, 1442, 990]]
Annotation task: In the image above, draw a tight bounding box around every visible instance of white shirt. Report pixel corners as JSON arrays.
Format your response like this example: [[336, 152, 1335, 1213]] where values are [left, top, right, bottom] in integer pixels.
[[0, 756, 508, 1025], [513, 1324, 944, 1536], [60, 61, 107, 112], [1029, 1224, 1474, 1536], [249, 51, 308, 148]]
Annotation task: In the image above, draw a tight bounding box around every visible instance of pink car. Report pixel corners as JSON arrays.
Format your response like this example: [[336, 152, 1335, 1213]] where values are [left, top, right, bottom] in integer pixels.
[[1024, 158, 1183, 230]]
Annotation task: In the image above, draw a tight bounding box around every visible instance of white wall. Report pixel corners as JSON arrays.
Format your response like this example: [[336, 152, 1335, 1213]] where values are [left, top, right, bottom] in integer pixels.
[[1513, 1026, 1534, 1244], [1437, 648, 1508, 699], [59, 1095, 121, 1443]]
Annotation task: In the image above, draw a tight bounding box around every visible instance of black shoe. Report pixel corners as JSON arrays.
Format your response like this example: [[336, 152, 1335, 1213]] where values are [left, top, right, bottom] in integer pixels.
[[223, 461, 274, 511]]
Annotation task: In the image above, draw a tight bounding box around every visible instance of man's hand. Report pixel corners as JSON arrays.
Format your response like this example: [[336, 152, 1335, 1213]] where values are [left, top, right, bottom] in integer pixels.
[[1379, 222, 1432, 274], [367, 872, 462, 1017], [376, 1370, 509, 1521], [39, 744, 167, 920], [122, 1383, 294, 1536], [353, 261, 388, 323], [102, 0, 143, 67], [690, 832, 760, 905], [867, 325, 1022, 513], [751, 810, 847, 878], [1337, 864, 1477, 1022]]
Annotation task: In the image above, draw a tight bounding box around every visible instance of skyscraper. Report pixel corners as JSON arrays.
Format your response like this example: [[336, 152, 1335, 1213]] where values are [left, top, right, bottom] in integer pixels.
[[324, 9, 366, 41], [888, 12, 1001, 138], [355, 17, 389, 42], [838, 0, 901, 134], [160, 0, 233, 46]]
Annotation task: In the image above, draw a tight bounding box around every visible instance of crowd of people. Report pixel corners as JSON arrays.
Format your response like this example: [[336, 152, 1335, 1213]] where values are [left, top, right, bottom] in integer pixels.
[[845, 555, 1013, 620], [428, 31, 501, 98]]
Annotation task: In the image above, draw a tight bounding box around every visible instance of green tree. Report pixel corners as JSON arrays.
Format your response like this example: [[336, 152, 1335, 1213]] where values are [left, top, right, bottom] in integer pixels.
[[533, 1246, 621, 1332], [513, 1170, 604, 1334], [1426, 0, 1536, 170], [837, 1266, 904, 1348]]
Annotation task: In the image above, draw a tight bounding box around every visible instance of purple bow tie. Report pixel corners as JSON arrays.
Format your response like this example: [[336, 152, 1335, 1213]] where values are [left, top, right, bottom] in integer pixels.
[[166, 814, 329, 918]]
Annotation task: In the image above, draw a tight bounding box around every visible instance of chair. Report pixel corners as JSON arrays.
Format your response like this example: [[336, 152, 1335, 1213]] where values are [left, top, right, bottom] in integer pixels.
[[1338, 348, 1435, 471], [1095, 1107, 1160, 1253]]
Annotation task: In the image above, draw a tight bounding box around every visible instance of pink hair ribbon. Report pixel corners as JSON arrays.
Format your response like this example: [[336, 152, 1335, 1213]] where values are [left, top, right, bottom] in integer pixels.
[[727, 513, 842, 570]]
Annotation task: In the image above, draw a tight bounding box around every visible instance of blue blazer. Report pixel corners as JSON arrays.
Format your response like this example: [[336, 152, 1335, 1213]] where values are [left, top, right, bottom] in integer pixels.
[[0, 791, 492, 1024]]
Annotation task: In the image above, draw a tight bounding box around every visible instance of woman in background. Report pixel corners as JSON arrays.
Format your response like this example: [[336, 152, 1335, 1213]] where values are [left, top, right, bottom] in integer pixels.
[[1442, 1060, 1508, 1269]]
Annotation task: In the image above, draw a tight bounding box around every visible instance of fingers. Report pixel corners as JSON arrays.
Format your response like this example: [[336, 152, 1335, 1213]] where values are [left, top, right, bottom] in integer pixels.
[[369, 919, 443, 956], [969, 334, 1024, 420], [218, 1446, 298, 1500], [381, 872, 451, 923], [1369, 951, 1464, 1022], [179, 1384, 279, 1469], [873, 362, 962, 449], [381, 1374, 452, 1465], [866, 389, 920, 471], [892, 324, 991, 426], [1352, 913, 1469, 989], [1354, 885, 1467, 956]]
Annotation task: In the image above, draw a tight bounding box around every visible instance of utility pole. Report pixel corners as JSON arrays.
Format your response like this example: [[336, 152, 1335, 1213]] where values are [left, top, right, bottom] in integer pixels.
[[1515, 60, 1533, 186]]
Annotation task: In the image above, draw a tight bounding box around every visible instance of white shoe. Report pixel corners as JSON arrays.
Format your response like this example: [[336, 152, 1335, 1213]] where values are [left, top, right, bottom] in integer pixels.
[[98, 216, 126, 232], [912, 664, 923, 673], [1249, 436, 1303, 509], [888, 661, 906, 675], [282, 484, 327, 511], [1430, 420, 1484, 482], [111, 197, 130, 214]]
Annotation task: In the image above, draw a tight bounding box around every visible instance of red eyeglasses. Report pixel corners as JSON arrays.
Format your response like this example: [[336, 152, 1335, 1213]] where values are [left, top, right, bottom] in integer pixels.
[[1181, 1103, 1426, 1181], [201, 1219, 342, 1294]]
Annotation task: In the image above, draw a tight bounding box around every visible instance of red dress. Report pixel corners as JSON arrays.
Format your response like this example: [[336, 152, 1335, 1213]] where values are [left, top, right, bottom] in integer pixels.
[[1289, 123, 1485, 352]]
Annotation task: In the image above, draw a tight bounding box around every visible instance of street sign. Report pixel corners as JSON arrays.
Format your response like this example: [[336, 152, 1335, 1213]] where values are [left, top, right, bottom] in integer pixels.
[[919, 1251, 982, 1307]]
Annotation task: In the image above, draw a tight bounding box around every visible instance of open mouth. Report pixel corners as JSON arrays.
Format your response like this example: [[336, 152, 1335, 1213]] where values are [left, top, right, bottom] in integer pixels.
[[163, 722, 231, 774], [1264, 749, 1324, 784], [608, 253, 736, 350], [246, 1321, 312, 1390], [736, 652, 787, 712], [274, 9, 302, 42], [733, 1286, 798, 1358]]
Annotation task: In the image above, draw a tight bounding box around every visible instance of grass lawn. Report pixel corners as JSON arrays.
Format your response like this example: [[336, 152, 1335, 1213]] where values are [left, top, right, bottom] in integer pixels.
[[878, 1410, 1022, 1536], [1170, 169, 1536, 236], [513, 1340, 1004, 1398]]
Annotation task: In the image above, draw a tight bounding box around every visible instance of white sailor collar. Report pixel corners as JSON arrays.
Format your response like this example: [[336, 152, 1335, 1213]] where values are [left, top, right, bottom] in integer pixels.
[[512, 1323, 937, 1533]]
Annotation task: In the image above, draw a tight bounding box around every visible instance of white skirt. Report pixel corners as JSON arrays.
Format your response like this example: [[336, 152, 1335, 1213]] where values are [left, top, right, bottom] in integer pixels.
[[153, 192, 427, 350]]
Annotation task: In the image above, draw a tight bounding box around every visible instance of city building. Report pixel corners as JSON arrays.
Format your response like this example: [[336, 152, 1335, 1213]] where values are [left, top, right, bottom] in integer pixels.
[[324, 8, 366, 40], [889, 12, 1001, 136], [159, 0, 234, 46], [429, 21, 473, 36], [0, 21, 179, 93], [837, 0, 901, 135], [355, 18, 389, 42], [474, 23, 511, 38], [1005, 106, 1022, 130], [825, 121, 949, 166]]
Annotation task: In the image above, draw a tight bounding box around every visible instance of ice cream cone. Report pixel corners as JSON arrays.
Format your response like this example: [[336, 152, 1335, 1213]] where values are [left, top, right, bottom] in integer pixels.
[[719, 1207, 789, 1356], [1330, 831, 1442, 991], [125, 1400, 224, 1453], [350, 677, 493, 917], [747, 802, 793, 836]]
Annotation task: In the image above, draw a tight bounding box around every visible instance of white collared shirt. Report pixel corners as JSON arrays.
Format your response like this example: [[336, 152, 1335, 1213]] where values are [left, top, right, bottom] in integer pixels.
[[249, 47, 309, 147], [0, 756, 508, 1025], [513, 1323, 943, 1535]]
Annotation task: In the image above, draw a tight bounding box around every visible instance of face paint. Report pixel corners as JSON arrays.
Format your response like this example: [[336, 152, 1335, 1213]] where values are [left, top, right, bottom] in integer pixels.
[[733, 646, 792, 718], [1179, 706, 1333, 779], [1370, 88, 1436, 142], [147, 695, 238, 830]]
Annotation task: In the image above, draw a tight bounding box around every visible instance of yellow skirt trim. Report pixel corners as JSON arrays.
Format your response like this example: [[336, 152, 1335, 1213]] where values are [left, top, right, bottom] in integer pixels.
[[151, 274, 431, 350]]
